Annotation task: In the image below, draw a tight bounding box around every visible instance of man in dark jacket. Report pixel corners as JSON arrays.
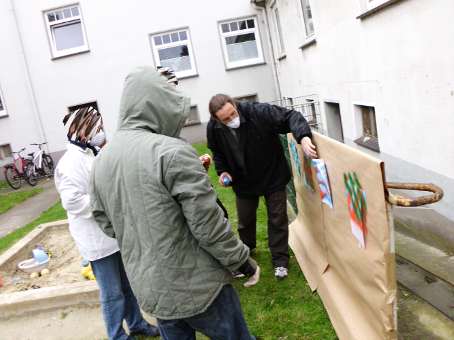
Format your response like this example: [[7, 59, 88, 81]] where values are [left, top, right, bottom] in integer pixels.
[[207, 94, 317, 279]]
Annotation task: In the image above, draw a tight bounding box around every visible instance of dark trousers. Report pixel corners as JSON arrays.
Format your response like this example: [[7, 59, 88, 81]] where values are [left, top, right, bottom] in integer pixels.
[[157, 284, 254, 340], [236, 190, 289, 268]]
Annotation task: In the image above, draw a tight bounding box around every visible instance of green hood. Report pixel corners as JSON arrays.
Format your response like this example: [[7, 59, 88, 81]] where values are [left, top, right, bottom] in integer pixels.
[[117, 66, 191, 137]]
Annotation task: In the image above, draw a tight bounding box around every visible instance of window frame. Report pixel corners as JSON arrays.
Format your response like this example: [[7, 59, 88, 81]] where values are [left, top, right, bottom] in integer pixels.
[[299, 0, 315, 39], [149, 27, 198, 79], [185, 105, 201, 127], [0, 86, 7, 118], [234, 94, 259, 103], [270, 1, 286, 58], [218, 16, 265, 70], [353, 104, 380, 152], [44, 4, 90, 59], [0, 144, 12, 160]]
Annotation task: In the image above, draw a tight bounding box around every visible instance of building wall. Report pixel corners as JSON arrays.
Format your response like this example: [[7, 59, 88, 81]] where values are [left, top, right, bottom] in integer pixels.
[[263, 0, 454, 220], [0, 0, 278, 158], [0, 0, 44, 164]]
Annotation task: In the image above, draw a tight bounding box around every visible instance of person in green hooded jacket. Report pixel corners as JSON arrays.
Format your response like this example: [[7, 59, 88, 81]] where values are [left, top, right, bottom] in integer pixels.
[[90, 66, 258, 340]]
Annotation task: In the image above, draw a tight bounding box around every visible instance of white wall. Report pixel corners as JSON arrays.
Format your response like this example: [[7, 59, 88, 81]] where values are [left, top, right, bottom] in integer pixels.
[[0, 0, 278, 155], [0, 0, 44, 163], [264, 0, 454, 220]]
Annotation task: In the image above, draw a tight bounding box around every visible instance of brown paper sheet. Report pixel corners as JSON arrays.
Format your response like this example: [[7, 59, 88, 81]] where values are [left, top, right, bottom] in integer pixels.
[[288, 133, 397, 340]]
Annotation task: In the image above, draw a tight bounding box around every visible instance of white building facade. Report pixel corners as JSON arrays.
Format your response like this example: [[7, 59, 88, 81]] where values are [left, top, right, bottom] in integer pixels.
[[0, 0, 278, 161], [255, 0, 454, 221]]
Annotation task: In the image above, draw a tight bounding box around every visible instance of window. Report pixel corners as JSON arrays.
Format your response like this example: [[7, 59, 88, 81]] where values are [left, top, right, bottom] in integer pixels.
[[354, 105, 380, 152], [44, 4, 89, 58], [68, 101, 98, 115], [0, 88, 6, 117], [0, 144, 12, 160], [271, 4, 285, 56], [219, 17, 264, 69], [300, 0, 314, 38], [234, 94, 258, 103], [150, 29, 197, 78], [185, 106, 201, 126]]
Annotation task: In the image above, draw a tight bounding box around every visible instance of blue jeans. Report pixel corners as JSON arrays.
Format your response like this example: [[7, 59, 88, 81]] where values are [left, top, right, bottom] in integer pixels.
[[91, 251, 155, 340], [157, 284, 255, 340]]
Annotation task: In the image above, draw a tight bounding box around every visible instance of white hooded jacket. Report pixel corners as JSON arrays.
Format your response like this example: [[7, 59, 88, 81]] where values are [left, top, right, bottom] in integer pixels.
[[55, 143, 119, 261]]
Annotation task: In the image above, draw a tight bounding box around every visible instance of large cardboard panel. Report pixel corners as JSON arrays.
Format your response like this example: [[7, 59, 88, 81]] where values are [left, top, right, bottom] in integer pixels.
[[288, 132, 397, 340], [288, 135, 328, 290]]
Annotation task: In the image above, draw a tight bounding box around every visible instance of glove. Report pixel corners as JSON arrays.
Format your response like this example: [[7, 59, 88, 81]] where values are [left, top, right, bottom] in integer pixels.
[[237, 257, 260, 288]]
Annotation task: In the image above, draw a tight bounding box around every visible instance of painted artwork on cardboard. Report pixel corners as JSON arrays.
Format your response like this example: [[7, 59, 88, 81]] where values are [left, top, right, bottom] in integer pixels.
[[303, 155, 316, 192], [289, 140, 302, 178], [313, 159, 334, 208], [344, 172, 368, 248]]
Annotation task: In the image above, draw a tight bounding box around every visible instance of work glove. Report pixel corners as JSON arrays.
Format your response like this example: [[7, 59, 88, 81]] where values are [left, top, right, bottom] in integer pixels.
[[237, 257, 260, 288]]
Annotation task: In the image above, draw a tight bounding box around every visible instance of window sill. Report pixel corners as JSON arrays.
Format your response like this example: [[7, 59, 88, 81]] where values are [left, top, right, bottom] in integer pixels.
[[354, 136, 380, 152], [225, 61, 266, 72], [299, 36, 316, 50], [277, 54, 287, 61], [0, 112, 8, 119], [51, 49, 90, 61], [178, 73, 199, 81], [357, 0, 404, 20], [184, 121, 202, 127]]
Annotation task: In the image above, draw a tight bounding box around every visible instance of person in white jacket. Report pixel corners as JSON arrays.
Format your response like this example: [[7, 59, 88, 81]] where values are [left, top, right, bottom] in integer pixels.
[[54, 106, 159, 340]]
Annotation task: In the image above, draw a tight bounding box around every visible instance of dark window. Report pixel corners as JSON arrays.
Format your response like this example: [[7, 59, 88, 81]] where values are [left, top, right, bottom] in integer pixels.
[[0, 144, 12, 160], [354, 105, 380, 152], [226, 33, 256, 45], [68, 101, 98, 115], [185, 106, 201, 126], [234, 94, 258, 103]]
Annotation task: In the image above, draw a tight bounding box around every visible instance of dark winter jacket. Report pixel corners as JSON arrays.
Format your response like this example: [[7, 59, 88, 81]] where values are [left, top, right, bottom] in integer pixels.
[[207, 101, 312, 197]]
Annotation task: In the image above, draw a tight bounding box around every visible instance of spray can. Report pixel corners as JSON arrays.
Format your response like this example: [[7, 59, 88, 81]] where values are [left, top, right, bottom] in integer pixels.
[[222, 174, 232, 186]]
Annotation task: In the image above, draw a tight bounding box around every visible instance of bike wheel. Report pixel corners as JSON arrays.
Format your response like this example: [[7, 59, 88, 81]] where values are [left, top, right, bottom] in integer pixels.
[[24, 164, 38, 186], [4, 167, 22, 190], [43, 154, 54, 176]]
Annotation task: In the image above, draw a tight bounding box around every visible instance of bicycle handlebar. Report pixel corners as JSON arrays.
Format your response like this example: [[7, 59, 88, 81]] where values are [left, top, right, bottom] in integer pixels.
[[12, 147, 26, 153], [30, 142, 47, 146]]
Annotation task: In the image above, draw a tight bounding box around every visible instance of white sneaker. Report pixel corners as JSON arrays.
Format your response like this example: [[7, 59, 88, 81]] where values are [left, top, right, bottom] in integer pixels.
[[274, 266, 288, 279]]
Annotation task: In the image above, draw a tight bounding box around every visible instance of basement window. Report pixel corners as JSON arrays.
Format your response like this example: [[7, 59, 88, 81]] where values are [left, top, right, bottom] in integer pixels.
[[354, 105, 380, 152]]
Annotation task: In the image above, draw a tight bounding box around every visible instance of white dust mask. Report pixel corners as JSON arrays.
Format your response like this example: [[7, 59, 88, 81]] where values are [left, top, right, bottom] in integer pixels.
[[90, 131, 106, 147], [226, 116, 240, 129]]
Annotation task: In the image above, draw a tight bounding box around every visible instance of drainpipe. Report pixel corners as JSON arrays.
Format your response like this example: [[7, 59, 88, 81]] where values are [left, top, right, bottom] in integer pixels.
[[251, 0, 283, 100], [9, 0, 48, 149]]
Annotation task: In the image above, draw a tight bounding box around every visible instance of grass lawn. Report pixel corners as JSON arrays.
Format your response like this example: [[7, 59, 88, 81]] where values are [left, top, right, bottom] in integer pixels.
[[0, 180, 9, 191], [0, 202, 66, 255], [0, 188, 44, 214]]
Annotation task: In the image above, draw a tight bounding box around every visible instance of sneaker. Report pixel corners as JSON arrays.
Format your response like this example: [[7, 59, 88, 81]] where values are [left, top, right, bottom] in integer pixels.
[[232, 271, 245, 278], [274, 266, 288, 279]]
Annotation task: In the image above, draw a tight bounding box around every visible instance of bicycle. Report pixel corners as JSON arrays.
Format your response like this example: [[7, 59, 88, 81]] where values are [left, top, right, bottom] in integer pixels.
[[27, 143, 55, 183], [3, 148, 36, 189]]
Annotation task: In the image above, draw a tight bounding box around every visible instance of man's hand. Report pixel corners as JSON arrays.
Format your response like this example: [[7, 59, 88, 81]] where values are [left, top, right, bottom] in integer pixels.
[[301, 136, 318, 159], [219, 172, 232, 187], [199, 154, 211, 171]]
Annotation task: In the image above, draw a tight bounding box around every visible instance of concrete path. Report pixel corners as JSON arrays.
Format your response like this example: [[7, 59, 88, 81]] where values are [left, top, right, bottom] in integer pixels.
[[0, 179, 59, 238]]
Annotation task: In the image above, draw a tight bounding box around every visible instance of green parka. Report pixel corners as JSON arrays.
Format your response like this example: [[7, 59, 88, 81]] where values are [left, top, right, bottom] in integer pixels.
[[90, 66, 249, 319]]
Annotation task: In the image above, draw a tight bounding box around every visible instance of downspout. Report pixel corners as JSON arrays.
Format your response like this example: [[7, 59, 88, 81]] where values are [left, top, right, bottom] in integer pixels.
[[9, 0, 48, 148], [251, 0, 282, 100]]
